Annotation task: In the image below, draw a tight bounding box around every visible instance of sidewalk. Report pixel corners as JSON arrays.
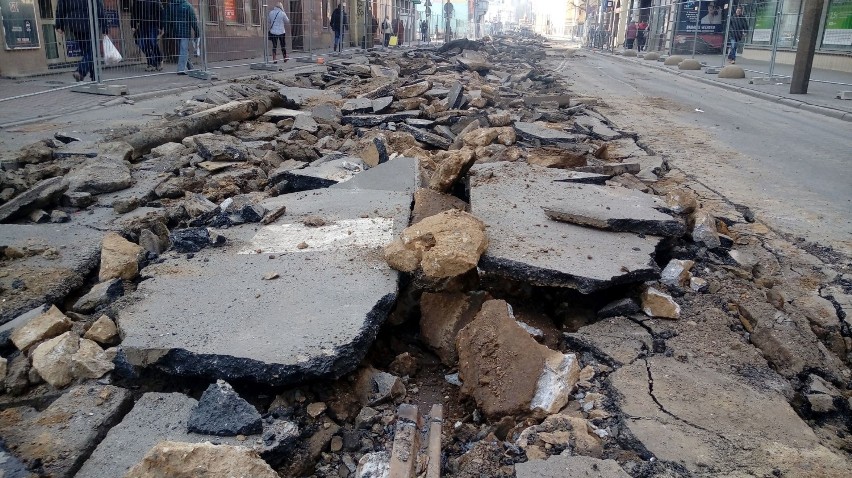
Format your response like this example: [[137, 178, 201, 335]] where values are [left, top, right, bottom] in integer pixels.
[[0, 47, 350, 129], [596, 49, 852, 120]]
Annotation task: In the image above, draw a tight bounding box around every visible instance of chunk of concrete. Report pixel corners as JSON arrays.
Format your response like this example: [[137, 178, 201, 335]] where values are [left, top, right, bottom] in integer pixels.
[[192, 134, 251, 162], [188, 380, 263, 436], [411, 188, 469, 224], [641, 287, 681, 319], [124, 442, 279, 478], [98, 232, 144, 281], [457, 300, 579, 417], [118, 188, 410, 386], [293, 114, 319, 133], [10, 304, 72, 351], [573, 115, 621, 141], [0, 384, 132, 478], [541, 185, 686, 237], [341, 97, 373, 115], [420, 291, 489, 365], [0, 177, 68, 223], [470, 162, 661, 294], [278, 86, 341, 106], [397, 123, 452, 149], [71, 279, 123, 313]]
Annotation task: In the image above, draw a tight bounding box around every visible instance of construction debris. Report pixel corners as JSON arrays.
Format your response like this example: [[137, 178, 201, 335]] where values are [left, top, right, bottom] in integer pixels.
[[0, 31, 849, 478]]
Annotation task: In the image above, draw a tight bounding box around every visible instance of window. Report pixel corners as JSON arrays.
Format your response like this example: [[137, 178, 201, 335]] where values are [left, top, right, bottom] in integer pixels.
[[323, 0, 329, 28], [251, 0, 261, 24], [208, 0, 220, 23]]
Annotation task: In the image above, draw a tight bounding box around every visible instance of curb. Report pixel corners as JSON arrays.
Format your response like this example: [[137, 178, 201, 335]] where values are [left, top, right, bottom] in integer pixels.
[[593, 51, 852, 122]]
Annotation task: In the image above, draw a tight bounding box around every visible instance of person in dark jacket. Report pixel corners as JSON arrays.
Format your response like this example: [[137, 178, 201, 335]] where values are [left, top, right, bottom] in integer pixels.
[[132, 0, 163, 71], [727, 6, 749, 64], [330, 3, 347, 52], [55, 0, 108, 81], [420, 19, 428, 43], [163, 0, 199, 74]]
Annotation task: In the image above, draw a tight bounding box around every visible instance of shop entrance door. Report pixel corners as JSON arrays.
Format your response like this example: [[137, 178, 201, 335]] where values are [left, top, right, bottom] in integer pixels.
[[37, 0, 81, 66]]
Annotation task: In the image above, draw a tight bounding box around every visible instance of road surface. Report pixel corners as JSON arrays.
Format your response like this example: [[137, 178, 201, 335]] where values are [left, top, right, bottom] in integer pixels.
[[553, 51, 852, 258]]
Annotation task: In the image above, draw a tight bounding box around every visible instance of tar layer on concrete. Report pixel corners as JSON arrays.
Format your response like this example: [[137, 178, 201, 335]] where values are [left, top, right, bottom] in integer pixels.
[[469, 162, 661, 293]]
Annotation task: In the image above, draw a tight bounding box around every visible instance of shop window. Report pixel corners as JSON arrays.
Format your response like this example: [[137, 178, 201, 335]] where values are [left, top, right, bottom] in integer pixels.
[[821, 0, 852, 50]]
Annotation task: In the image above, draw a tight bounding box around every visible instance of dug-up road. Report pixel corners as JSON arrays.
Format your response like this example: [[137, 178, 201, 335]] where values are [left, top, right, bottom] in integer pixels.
[[554, 49, 852, 259]]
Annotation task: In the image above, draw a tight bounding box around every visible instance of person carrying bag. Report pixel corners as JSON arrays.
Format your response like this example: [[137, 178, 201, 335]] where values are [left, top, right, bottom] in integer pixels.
[[268, 2, 289, 63]]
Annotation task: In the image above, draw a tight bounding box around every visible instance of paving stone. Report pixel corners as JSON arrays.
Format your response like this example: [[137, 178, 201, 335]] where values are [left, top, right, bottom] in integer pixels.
[[470, 162, 661, 294], [118, 188, 411, 386], [0, 384, 132, 478], [541, 185, 685, 237]]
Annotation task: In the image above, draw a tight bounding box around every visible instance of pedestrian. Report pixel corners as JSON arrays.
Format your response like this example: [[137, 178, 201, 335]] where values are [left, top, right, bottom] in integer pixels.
[[394, 18, 404, 47], [625, 20, 637, 49], [420, 19, 428, 43], [636, 19, 648, 51], [330, 2, 347, 53], [381, 16, 393, 47], [727, 6, 748, 64], [55, 0, 108, 82], [443, 0, 453, 42], [267, 2, 289, 62], [163, 0, 199, 74], [132, 0, 163, 71]]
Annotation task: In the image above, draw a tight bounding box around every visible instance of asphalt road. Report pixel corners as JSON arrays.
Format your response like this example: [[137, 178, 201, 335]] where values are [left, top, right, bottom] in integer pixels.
[[556, 51, 852, 258]]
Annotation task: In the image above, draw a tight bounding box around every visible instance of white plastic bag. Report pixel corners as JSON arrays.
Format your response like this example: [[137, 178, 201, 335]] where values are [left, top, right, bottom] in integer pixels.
[[194, 38, 201, 57], [102, 35, 122, 64]]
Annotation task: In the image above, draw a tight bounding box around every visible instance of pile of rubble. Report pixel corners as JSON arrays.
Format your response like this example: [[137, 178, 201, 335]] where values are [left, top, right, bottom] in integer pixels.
[[1, 33, 850, 478]]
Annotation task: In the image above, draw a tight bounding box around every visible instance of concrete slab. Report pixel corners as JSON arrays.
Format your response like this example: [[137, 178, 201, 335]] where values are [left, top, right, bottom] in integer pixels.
[[0, 223, 103, 324], [331, 157, 419, 193], [469, 162, 661, 294], [277, 86, 342, 105], [276, 157, 367, 194], [541, 184, 685, 237], [118, 188, 411, 386]]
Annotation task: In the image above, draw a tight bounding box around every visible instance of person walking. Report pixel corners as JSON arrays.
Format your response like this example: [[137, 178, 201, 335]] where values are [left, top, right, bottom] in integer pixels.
[[330, 2, 347, 53], [420, 19, 428, 43], [636, 19, 648, 51], [625, 20, 637, 49], [394, 18, 404, 47], [55, 0, 108, 82], [381, 16, 393, 47], [266, 2, 288, 62], [727, 6, 748, 64], [163, 0, 199, 74], [443, 0, 453, 43], [132, 0, 163, 71]]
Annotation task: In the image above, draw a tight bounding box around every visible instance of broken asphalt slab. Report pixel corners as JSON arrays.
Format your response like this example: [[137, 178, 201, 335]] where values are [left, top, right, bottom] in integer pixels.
[[469, 162, 661, 293], [0, 223, 103, 324], [118, 187, 412, 386], [609, 357, 852, 475], [541, 184, 685, 237]]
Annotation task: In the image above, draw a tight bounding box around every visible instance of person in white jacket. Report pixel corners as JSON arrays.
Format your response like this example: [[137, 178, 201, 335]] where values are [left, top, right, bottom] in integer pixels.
[[268, 2, 289, 62]]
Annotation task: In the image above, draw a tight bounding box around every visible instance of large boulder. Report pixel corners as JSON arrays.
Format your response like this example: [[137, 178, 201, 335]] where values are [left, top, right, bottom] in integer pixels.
[[457, 300, 580, 417], [124, 441, 279, 478], [384, 210, 488, 279], [30, 331, 79, 388], [98, 232, 145, 281], [71, 338, 116, 379]]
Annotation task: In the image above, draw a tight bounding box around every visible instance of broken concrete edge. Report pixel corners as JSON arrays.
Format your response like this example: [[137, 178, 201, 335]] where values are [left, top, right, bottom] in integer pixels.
[[542, 207, 686, 237], [66, 388, 136, 477], [478, 255, 660, 295], [0, 259, 98, 326], [116, 292, 398, 386]]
